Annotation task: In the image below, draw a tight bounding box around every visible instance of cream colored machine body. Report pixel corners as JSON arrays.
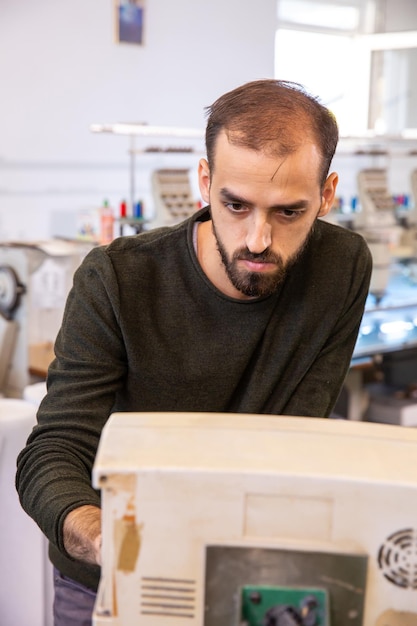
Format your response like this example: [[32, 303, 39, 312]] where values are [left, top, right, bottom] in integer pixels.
[[0, 241, 93, 397], [93, 412, 417, 626], [355, 168, 417, 300], [151, 168, 198, 228], [356, 169, 402, 300]]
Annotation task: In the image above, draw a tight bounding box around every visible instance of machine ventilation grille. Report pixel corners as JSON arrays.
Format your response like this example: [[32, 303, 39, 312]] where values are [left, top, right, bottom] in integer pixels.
[[140, 576, 196, 619], [377, 528, 417, 589]]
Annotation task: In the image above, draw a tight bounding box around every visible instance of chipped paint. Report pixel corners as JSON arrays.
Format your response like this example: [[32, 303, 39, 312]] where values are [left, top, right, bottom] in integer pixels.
[[115, 497, 142, 573]]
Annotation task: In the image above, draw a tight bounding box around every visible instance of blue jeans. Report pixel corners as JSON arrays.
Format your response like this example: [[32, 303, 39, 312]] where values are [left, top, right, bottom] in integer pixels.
[[53, 568, 97, 626]]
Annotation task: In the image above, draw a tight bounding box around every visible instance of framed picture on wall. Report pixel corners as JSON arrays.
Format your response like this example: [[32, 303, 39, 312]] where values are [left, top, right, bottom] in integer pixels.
[[115, 0, 145, 45]]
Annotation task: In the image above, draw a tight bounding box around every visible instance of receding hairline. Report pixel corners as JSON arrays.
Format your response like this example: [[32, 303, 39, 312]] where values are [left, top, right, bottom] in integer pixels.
[[204, 79, 339, 185], [222, 118, 319, 159]]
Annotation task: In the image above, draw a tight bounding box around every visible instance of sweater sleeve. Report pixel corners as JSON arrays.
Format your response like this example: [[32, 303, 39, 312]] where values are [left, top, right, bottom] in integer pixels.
[[16, 246, 127, 556], [278, 238, 373, 418]]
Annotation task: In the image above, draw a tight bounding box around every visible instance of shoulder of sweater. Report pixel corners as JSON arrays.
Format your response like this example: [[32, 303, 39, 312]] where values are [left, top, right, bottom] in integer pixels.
[[78, 224, 188, 269], [315, 219, 370, 251]]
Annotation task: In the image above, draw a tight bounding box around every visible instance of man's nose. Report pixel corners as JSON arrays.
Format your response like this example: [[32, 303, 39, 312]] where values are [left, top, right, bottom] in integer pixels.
[[245, 215, 272, 253]]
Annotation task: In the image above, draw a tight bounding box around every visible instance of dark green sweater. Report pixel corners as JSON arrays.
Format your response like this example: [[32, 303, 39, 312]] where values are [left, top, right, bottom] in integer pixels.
[[16, 207, 372, 590]]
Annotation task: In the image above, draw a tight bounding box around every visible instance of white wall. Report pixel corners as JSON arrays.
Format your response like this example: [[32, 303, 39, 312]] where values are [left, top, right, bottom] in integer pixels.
[[0, 0, 277, 240]]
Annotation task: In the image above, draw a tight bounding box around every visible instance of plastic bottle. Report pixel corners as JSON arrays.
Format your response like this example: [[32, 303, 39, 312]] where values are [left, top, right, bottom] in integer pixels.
[[120, 199, 127, 218], [99, 199, 115, 244], [134, 200, 143, 219]]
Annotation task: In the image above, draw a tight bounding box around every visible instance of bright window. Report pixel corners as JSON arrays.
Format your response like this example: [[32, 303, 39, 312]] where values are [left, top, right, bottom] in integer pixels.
[[275, 28, 369, 135]]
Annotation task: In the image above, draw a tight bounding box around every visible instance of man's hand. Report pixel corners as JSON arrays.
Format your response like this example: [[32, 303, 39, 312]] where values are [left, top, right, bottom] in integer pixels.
[[63, 505, 102, 566]]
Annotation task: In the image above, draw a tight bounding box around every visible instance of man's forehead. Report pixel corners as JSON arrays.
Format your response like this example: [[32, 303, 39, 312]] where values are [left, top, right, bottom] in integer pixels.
[[211, 133, 323, 188]]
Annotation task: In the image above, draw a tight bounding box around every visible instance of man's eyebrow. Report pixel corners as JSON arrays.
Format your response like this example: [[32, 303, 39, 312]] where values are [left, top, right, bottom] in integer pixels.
[[219, 187, 251, 205], [272, 200, 309, 211], [219, 187, 309, 211]]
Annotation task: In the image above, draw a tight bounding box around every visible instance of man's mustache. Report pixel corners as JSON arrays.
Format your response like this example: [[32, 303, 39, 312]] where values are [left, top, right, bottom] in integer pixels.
[[234, 248, 282, 264]]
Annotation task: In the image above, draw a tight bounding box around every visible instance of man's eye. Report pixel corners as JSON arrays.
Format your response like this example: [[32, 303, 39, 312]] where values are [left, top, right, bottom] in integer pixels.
[[278, 209, 302, 219], [225, 202, 246, 212]]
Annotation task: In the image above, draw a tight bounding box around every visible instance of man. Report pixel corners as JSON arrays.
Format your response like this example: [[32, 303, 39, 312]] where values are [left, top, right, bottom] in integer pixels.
[[16, 79, 372, 625]]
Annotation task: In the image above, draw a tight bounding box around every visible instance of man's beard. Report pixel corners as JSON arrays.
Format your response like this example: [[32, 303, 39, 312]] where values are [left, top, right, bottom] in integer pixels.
[[212, 222, 313, 298]]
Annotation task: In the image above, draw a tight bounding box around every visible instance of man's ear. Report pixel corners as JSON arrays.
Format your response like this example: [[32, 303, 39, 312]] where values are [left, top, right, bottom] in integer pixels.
[[318, 172, 339, 217], [198, 158, 211, 205]]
